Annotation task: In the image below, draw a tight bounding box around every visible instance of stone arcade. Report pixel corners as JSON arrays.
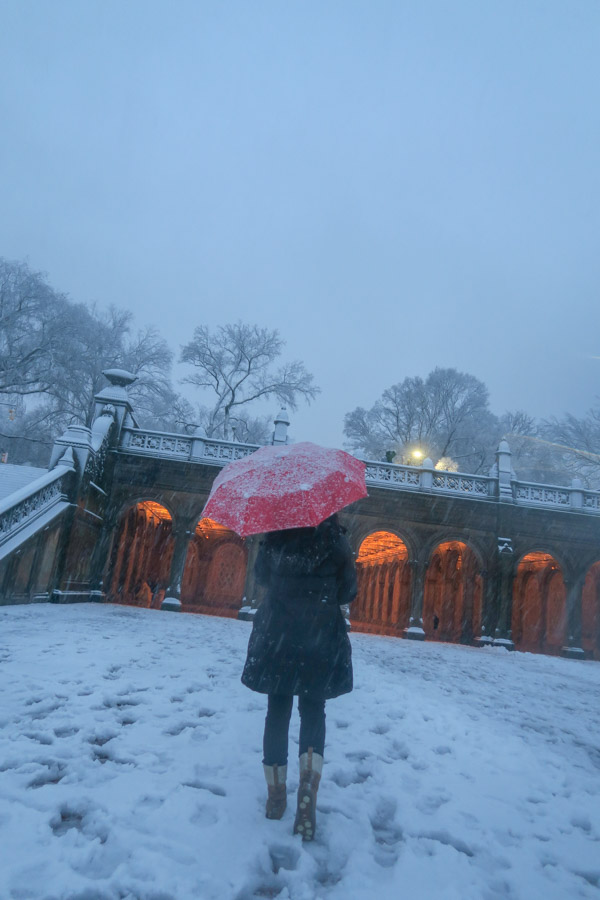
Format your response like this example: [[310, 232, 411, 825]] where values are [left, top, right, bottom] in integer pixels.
[[1, 370, 599, 660]]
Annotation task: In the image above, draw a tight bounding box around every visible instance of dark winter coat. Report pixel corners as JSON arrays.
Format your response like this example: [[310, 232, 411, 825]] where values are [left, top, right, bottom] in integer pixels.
[[241, 517, 357, 700]]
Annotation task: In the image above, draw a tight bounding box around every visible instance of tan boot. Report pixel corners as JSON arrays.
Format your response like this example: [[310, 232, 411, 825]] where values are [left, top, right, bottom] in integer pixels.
[[264, 763, 287, 819], [293, 747, 323, 841]]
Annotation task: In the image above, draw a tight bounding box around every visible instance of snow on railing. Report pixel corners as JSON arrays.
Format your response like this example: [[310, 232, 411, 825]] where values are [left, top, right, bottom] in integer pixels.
[[431, 470, 493, 497], [119, 427, 259, 466], [363, 460, 494, 498], [513, 481, 572, 509], [0, 465, 73, 550], [363, 461, 421, 489], [583, 492, 600, 512], [117, 426, 600, 514]]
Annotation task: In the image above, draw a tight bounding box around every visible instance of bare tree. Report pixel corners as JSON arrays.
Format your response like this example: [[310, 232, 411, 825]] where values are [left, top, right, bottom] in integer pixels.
[[0, 258, 67, 397], [1, 265, 188, 463], [541, 406, 600, 487], [181, 322, 319, 439], [344, 367, 495, 472]]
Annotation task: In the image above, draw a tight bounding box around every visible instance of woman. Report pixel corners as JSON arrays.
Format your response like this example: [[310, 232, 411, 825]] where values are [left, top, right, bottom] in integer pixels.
[[241, 514, 357, 841]]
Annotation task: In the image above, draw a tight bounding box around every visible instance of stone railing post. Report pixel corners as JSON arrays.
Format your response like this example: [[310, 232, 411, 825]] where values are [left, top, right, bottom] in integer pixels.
[[570, 478, 584, 510], [496, 440, 514, 503], [404, 560, 426, 640], [162, 527, 192, 612], [272, 408, 290, 445], [562, 577, 585, 659], [49, 424, 93, 476], [92, 369, 138, 442], [420, 457, 434, 490]]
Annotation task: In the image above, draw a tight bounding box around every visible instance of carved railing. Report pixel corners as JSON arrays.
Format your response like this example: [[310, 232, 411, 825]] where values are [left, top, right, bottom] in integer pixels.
[[364, 460, 494, 498], [431, 470, 493, 497], [583, 492, 600, 512], [119, 427, 260, 466], [513, 481, 572, 509], [116, 426, 600, 515], [363, 461, 421, 489], [0, 465, 73, 553]]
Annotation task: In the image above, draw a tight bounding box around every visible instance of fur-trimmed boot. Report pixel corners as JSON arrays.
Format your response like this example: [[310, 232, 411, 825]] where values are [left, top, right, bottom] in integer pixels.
[[293, 748, 323, 841], [264, 764, 287, 819]]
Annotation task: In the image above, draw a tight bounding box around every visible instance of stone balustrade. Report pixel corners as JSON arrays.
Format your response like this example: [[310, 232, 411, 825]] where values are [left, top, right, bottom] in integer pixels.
[[116, 426, 600, 515], [0, 464, 73, 556]]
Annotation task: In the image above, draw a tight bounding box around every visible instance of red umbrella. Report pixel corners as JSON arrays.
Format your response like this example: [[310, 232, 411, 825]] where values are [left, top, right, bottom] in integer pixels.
[[202, 441, 367, 537]]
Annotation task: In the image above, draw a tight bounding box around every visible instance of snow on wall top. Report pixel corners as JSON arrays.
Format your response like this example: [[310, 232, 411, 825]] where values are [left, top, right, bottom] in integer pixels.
[[0, 464, 48, 502]]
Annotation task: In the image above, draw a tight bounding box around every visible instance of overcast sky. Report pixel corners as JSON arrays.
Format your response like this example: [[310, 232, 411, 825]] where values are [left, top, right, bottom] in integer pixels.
[[1, 1, 599, 448]]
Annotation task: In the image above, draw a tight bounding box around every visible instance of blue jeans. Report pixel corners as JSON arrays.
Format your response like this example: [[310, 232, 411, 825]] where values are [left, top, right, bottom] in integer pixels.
[[263, 694, 326, 766]]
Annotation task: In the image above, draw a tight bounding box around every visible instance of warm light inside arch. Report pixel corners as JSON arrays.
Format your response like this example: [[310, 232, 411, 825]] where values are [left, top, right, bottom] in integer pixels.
[[357, 531, 408, 564], [195, 517, 239, 539], [518, 552, 560, 571], [137, 501, 172, 524]]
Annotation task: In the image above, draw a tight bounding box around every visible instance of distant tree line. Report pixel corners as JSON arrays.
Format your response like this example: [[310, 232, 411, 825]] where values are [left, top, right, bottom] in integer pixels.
[[344, 370, 600, 487], [1, 256, 599, 486]]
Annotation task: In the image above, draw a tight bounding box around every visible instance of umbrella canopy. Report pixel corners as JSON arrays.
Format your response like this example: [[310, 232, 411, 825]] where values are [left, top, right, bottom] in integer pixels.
[[202, 441, 368, 537]]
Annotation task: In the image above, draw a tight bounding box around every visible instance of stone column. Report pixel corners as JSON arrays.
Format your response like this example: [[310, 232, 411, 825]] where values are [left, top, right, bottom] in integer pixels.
[[474, 569, 494, 646], [496, 440, 515, 502], [404, 560, 426, 640], [239, 535, 262, 620], [88, 513, 118, 602], [461, 557, 476, 645], [493, 541, 515, 649], [162, 527, 192, 612], [562, 577, 585, 659]]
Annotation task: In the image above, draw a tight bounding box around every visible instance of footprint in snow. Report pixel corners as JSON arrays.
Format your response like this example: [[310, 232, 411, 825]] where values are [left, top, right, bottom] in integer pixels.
[[331, 764, 373, 787], [163, 721, 200, 736], [433, 745, 453, 756], [191, 805, 219, 827], [27, 761, 67, 789], [182, 779, 226, 797], [416, 792, 451, 814], [370, 722, 391, 735], [54, 726, 78, 738], [417, 829, 474, 858], [370, 797, 403, 868], [269, 843, 300, 874], [24, 731, 54, 745]]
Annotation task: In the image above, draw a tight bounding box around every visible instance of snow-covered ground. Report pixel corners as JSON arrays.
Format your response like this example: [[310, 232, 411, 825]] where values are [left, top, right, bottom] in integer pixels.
[[1, 605, 599, 900]]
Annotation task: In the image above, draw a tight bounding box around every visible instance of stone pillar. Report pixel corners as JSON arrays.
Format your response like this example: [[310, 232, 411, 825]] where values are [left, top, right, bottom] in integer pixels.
[[88, 513, 118, 602], [162, 527, 192, 612], [461, 556, 476, 645], [493, 539, 515, 649], [404, 560, 426, 640], [272, 408, 290, 444], [420, 457, 434, 491], [570, 478, 584, 510], [474, 569, 494, 646], [562, 577, 585, 659], [390, 561, 402, 627], [239, 535, 262, 620], [496, 440, 515, 503], [92, 369, 138, 439]]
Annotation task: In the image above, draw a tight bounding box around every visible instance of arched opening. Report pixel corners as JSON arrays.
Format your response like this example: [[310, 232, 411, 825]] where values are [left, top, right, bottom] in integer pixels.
[[181, 518, 248, 617], [582, 561, 600, 660], [107, 501, 174, 608], [512, 553, 566, 654], [352, 532, 411, 635], [423, 541, 482, 643]]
